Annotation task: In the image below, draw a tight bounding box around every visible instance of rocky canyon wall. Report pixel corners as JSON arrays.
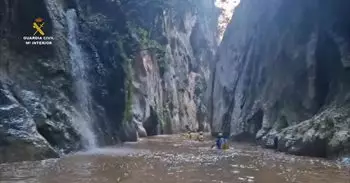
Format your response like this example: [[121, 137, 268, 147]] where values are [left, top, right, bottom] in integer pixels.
[[0, 0, 218, 163], [210, 0, 350, 158], [127, 0, 218, 137]]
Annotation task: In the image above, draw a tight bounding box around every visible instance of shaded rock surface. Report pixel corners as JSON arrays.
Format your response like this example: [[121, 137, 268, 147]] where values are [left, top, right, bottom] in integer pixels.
[[0, 83, 59, 163], [209, 0, 350, 157], [0, 0, 84, 163]]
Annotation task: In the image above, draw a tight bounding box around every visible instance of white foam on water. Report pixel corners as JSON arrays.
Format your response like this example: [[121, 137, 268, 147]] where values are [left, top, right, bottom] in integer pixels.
[[153, 134, 174, 137], [74, 147, 148, 156]]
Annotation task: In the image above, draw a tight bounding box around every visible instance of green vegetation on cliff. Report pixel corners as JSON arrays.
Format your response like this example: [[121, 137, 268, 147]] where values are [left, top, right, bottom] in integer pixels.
[[123, 59, 133, 124], [117, 37, 133, 124], [127, 21, 168, 76]]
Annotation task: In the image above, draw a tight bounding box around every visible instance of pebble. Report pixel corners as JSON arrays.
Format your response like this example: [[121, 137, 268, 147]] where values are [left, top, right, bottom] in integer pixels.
[[232, 170, 240, 174]]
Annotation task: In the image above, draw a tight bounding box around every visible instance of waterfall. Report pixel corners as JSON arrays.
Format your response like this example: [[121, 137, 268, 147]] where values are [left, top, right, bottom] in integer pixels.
[[66, 9, 97, 149]]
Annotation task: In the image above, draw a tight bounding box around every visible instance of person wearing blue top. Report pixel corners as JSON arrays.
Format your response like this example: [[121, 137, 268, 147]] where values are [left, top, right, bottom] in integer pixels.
[[212, 132, 226, 149]]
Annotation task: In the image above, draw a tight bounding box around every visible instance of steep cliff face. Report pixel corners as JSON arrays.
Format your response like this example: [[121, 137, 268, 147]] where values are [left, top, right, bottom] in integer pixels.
[[0, 0, 83, 163], [0, 0, 218, 163], [210, 0, 350, 157], [127, 0, 218, 136]]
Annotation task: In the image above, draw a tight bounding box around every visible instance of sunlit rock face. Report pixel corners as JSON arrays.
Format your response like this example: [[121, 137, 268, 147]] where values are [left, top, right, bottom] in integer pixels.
[[209, 0, 350, 157], [215, 0, 240, 41]]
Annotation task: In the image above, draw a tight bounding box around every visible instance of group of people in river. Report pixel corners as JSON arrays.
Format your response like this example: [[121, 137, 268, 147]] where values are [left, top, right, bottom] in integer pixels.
[[185, 130, 204, 141], [184, 125, 229, 150]]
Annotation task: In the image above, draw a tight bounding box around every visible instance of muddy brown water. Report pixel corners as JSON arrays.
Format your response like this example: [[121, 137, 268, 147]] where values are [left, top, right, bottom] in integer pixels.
[[0, 135, 349, 183]]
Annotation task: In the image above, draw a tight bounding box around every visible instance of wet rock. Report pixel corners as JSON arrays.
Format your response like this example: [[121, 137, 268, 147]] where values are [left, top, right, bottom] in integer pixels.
[[328, 130, 350, 156], [75, 0, 218, 142], [135, 120, 147, 138], [120, 122, 138, 142], [258, 129, 278, 149], [12, 88, 82, 153], [77, 1, 129, 144], [0, 86, 59, 163], [0, 0, 85, 162]]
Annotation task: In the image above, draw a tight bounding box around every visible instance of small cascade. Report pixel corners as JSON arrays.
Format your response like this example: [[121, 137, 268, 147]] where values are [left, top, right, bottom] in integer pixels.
[[66, 9, 97, 149]]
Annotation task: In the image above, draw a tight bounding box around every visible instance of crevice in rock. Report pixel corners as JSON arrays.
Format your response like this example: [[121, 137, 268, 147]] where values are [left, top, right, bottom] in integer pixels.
[[143, 106, 159, 136], [276, 115, 288, 131], [314, 32, 341, 110], [221, 94, 233, 137], [36, 125, 58, 148], [314, 35, 331, 109], [234, 109, 265, 142], [208, 65, 217, 131], [221, 38, 254, 137], [247, 109, 264, 135]]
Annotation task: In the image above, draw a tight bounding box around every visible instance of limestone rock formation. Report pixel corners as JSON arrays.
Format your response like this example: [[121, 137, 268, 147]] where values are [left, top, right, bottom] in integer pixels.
[[209, 0, 350, 157], [0, 83, 59, 163], [0, 0, 218, 163], [0, 0, 84, 163], [127, 0, 218, 136]]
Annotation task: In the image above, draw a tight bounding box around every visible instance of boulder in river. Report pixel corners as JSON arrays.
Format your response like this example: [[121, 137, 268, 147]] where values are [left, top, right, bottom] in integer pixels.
[[119, 122, 138, 142], [255, 107, 350, 158]]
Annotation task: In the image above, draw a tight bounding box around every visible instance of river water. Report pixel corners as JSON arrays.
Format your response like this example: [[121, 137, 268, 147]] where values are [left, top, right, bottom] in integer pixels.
[[0, 135, 349, 183]]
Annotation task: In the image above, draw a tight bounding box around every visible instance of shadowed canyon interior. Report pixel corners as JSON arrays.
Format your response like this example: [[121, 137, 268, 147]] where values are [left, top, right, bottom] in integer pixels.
[[0, 0, 349, 182]]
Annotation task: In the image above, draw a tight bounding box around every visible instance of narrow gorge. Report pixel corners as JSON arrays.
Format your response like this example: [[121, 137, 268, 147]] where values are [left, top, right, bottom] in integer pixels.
[[0, 0, 349, 166]]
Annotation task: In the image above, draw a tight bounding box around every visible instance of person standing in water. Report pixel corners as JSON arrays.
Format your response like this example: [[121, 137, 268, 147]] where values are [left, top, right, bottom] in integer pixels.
[[197, 131, 204, 141], [212, 132, 225, 149], [185, 125, 192, 139]]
